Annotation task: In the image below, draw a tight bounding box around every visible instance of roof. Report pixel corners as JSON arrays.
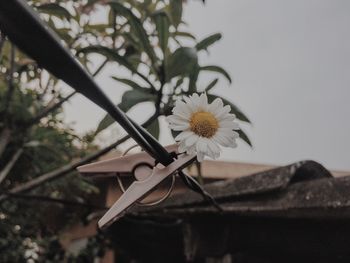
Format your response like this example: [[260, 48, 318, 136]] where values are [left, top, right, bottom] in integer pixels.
[[129, 160, 350, 218], [104, 160, 350, 263], [187, 160, 275, 179]]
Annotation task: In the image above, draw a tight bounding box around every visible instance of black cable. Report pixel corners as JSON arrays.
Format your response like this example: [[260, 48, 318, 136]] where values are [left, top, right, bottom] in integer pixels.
[[0, 0, 222, 213], [177, 170, 223, 212], [0, 0, 173, 166]]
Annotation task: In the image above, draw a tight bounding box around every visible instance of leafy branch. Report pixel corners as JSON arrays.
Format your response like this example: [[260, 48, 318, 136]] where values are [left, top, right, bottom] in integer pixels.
[[78, 1, 251, 145], [0, 112, 158, 200]]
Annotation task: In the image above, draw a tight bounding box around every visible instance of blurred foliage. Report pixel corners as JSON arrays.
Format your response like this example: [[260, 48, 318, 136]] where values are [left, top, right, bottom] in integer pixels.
[[0, 0, 104, 261], [0, 0, 250, 262]]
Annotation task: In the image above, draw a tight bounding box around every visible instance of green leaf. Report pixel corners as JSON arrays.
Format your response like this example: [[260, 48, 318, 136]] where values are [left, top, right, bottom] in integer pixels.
[[95, 114, 114, 135], [95, 88, 157, 134], [196, 33, 222, 51], [174, 78, 184, 90], [237, 129, 252, 147], [200, 65, 232, 84], [108, 7, 116, 26], [146, 118, 160, 139], [173, 31, 196, 40], [87, 24, 112, 32], [56, 28, 72, 42], [78, 45, 138, 75], [204, 78, 219, 92], [122, 33, 143, 52], [119, 88, 156, 112], [111, 76, 146, 90], [166, 47, 198, 80], [36, 3, 71, 20], [167, 0, 183, 28], [207, 94, 250, 123], [152, 11, 170, 53], [125, 52, 142, 70], [108, 1, 158, 65]]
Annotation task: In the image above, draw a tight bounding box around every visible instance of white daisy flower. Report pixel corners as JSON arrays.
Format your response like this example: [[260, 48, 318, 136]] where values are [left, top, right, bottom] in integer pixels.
[[167, 93, 239, 162]]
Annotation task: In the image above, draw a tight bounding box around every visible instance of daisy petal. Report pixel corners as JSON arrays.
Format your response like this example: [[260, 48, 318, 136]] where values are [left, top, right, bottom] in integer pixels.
[[208, 98, 223, 114], [175, 131, 194, 141], [169, 124, 190, 131], [199, 93, 208, 111], [219, 113, 236, 121], [191, 93, 201, 108], [207, 139, 220, 157], [197, 152, 205, 162], [173, 101, 191, 119], [215, 105, 231, 119], [219, 120, 240, 130], [206, 147, 216, 159], [178, 141, 187, 153], [186, 145, 196, 155], [166, 115, 188, 126], [196, 137, 207, 153], [213, 132, 234, 147], [218, 127, 236, 133], [185, 134, 199, 147], [183, 96, 196, 112]]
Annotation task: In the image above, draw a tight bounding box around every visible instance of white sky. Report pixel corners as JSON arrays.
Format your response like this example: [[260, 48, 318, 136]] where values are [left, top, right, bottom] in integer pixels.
[[63, 0, 350, 171]]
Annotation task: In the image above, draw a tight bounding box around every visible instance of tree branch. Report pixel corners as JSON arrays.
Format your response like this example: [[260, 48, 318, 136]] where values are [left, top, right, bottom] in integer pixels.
[[0, 113, 158, 201], [0, 135, 129, 200], [92, 58, 108, 77], [0, 148, 23, 184], [0, 128, 11, 158], [137, 71, 158, 91], [26, 91, 77, 127], [0, 192, 107, 210], [27, 58, 109, 127]]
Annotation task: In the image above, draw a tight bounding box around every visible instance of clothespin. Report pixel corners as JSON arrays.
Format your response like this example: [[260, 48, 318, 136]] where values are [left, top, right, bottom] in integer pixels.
[[78, 145, 196, 229]]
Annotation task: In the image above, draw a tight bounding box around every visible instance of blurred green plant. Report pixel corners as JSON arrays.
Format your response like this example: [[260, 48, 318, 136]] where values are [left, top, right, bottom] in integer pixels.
[[0, 0, 250, 262]]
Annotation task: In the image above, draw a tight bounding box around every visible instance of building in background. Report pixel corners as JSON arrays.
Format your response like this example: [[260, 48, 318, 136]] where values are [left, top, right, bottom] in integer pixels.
[[61, 152, 350, 262]]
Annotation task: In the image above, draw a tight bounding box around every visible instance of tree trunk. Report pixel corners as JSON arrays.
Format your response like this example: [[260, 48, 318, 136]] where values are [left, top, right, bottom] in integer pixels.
[[0, 128, 11, 158]]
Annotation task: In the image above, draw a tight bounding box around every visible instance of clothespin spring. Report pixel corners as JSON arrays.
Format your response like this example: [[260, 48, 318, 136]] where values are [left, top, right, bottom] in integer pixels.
[[118, 145, 222, 211]]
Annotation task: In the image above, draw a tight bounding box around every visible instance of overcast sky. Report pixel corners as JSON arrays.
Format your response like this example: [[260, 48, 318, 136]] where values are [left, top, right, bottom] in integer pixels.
[[64, 0, 350, 171]]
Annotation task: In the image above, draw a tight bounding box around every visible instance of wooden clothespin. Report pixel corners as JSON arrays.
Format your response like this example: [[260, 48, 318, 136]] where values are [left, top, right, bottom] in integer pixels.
[[77, 145, 196, 229]]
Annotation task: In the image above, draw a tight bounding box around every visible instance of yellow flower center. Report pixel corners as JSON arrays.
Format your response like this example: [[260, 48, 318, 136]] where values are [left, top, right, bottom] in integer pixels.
[[190, 111, 219, 138]]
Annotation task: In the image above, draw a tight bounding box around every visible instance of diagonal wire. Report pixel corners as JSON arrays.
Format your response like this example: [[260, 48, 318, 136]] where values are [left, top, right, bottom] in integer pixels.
[[177, 170, 223, 212]]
